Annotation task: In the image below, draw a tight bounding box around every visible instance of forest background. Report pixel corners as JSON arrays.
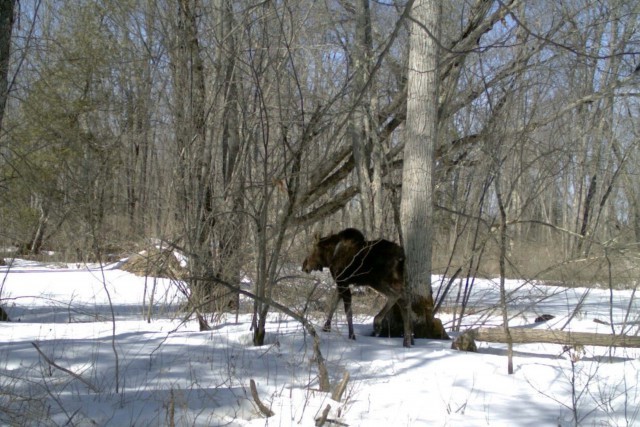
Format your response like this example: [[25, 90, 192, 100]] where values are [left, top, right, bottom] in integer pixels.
[[1, 0, 640, 327]]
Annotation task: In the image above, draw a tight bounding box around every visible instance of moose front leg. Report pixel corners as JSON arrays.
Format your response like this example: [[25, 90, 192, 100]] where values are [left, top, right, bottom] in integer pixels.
[[402, 295, 414, 347], [337, 284, 355, 340]]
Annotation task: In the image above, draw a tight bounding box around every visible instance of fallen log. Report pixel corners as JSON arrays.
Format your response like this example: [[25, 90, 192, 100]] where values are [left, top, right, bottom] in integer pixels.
[[452, 327, 640, 351]]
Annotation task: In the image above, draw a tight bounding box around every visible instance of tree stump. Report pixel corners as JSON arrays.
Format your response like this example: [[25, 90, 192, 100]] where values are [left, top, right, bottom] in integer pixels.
[[0, 306, 9, 322], [451, 332, 477, 352], [378, 294, 449, 340]]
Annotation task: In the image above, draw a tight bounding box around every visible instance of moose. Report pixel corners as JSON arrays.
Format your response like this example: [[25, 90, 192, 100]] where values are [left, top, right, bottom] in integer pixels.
[[302, 228, 413, 346]]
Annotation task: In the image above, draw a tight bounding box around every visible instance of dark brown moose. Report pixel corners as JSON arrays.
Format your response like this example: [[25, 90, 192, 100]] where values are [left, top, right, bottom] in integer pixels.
[[302, 228, 412, 346]]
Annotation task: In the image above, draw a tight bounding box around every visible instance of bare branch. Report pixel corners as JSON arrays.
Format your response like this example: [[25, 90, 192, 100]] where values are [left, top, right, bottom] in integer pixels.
[[249, 379, 275, 418], [31, 342, 99, 393]]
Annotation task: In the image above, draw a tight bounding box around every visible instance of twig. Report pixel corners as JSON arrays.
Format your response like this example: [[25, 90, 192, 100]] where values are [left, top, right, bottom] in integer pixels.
[[249, 379, 274, 417], [31, 342, 99, 393], [167, 388, 176, 427]]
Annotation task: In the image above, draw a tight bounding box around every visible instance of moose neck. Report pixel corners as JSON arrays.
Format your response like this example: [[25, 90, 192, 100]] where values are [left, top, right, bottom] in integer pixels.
[[320, 236, 341, 267]]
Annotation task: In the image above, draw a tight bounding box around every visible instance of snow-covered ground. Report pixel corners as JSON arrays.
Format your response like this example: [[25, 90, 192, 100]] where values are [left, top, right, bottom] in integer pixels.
[[1, 259, 638, 426]]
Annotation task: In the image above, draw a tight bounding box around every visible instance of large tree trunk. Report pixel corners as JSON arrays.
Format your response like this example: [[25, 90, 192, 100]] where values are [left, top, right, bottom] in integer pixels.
[[399, 0, 441, 346]]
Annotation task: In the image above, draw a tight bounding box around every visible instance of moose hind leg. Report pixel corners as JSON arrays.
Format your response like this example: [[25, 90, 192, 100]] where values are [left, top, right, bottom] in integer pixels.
[[373, 295, 400, 337], [323, 290, 341, 332]]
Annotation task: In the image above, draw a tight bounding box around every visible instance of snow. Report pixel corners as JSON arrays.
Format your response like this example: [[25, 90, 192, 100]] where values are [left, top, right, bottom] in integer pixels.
[[1, 259, 639, 426]]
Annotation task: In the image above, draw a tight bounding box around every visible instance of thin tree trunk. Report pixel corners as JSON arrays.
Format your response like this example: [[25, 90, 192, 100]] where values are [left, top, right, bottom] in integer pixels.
[[30, 204, 49, 255], [352, 0, 375, 235], [0, 1, 12, 317], [215, 0, 244, 315], [495, 172, 514, 374], [0, 0, 14, 131]]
